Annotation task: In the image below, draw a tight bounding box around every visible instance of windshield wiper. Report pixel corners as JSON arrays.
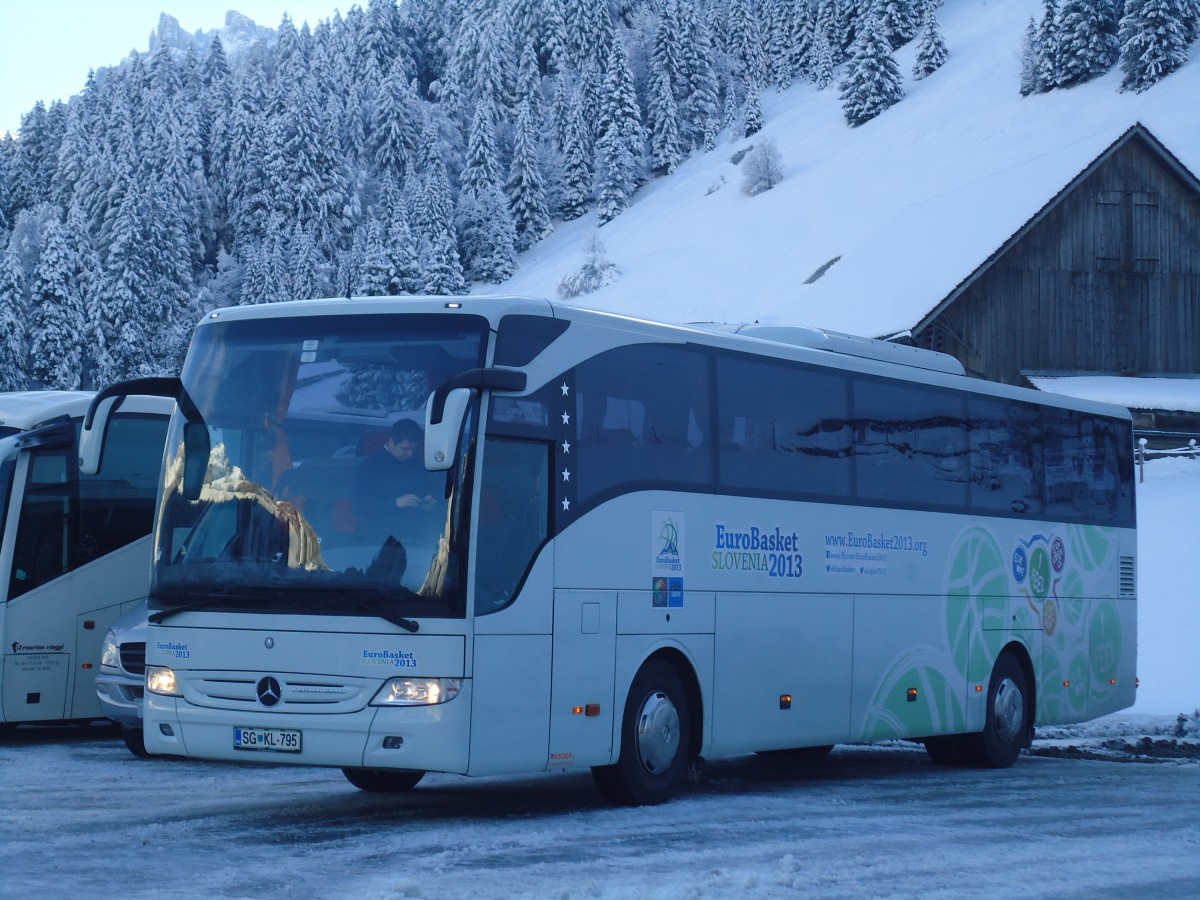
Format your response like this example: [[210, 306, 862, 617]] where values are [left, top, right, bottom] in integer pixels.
[[332, 590, 420, 633], [149, 587, 420, 633], [148, 589, 266, 624]]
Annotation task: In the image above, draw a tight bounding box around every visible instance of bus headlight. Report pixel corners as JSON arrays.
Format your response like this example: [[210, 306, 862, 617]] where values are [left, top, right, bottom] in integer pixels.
[[146, 666, 181, 696], [100, 634, 120, 670], [370, 677, 462, 706]]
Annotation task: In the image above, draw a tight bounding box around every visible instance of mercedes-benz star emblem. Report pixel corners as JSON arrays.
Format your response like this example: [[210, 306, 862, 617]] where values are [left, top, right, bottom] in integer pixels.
[[256, 676, 282, 707]]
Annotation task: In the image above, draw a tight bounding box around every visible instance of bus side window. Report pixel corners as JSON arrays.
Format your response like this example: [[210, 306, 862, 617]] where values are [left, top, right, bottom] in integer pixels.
[[968, 397, 1044, 517], [716, 354, 853, 501], [574, 343, 713, 504], [474, 438, 549, 614]]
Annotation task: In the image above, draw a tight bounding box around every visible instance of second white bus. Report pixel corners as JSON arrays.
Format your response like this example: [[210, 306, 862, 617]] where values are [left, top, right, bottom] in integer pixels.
[[0, 390, 172, 726]]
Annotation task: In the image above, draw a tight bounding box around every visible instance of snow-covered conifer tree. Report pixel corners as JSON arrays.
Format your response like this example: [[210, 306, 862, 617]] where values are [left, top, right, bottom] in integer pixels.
[[558, 85, 594, 220], [839, 8, 905, 126], [1057, 0, 1120, 86], [355, 215, 392, 296], [678, 4, 720, 151], [507, 99, 553, 251], [411, 119, 466, 295], [1119, 0, 1192, 92], [384, 193, 423, 294], [912, 0, 948, 80], [811, 7, 837, 89], [1037, 0, 1061, 90], [457, 102, 517, 282], [743, 82, 765, 136], [879, 0, 921, 48], [372, 60, 423, 182], [594, 35, 647, 223], [787, 0, 816, 84], [649, 2, 685, 174], [1020, 16, 1043, 95], [29, 218, 83, 389], [0, 247, 27, 390]]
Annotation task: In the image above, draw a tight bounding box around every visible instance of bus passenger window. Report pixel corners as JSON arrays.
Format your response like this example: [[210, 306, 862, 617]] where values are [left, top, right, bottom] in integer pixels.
[[716, 355, 852, 500]]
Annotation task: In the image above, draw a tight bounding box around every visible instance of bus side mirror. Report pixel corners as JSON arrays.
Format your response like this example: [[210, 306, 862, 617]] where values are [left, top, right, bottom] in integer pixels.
[[425, 388, 471, 472], [79, 396, 119, 475], [182, 423, 211, 501], [81, 376, 187, 475]]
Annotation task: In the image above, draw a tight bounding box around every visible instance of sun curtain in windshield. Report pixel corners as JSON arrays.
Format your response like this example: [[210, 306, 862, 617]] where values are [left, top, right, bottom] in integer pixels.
[[152, 312, 488, 620]]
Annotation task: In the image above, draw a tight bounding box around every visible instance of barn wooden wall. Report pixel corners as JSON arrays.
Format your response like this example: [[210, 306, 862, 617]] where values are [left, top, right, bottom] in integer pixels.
[[919, 137, 1200, 386]]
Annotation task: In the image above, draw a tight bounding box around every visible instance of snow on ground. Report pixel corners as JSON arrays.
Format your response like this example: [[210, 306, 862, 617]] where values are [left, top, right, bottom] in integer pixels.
[[1125, 456, 1200, 720], [0, 458, 1194, 900]]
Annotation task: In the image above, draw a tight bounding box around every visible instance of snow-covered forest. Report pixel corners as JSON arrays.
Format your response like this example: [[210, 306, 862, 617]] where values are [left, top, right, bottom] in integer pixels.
[[0, 0, 1197, 390]]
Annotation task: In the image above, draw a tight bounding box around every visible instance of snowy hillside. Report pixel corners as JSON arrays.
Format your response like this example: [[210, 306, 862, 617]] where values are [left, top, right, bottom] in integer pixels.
[[491, 0, 1200, 336]]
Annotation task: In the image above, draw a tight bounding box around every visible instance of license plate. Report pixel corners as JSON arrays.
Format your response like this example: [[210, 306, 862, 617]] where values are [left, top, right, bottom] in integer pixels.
[[233, 726, 302, 753]]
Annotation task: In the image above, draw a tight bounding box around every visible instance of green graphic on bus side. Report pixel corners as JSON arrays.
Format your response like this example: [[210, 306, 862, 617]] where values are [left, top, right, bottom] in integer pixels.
[[860, 524, 1124, 740]]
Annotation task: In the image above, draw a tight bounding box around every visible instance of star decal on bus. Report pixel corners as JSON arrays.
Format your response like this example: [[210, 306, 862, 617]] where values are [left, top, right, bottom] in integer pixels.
[[561, 440, 571, 454], [562, 468, 571, 482]]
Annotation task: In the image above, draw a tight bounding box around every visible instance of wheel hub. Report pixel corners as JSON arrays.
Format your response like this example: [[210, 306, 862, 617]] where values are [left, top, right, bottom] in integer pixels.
[[635, 690, 680, 774], [992, 676, 1025, 743]]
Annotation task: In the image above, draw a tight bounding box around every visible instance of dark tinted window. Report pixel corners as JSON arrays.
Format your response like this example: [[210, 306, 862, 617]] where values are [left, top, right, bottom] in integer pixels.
[[573, 344, 712, 505], [853, 378, 968, 509], [968, 397, 1044, 517], [716, 354, 852, 499], [9, 414, 166, 600], [1042, 407, 1134, 523]]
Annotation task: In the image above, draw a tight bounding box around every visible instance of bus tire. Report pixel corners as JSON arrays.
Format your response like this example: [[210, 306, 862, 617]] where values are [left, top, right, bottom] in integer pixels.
[[592, 659, 690, 806], [974, 652, 1029, 768], [341, 767, 424, 792], [121, 725, 150, 758]]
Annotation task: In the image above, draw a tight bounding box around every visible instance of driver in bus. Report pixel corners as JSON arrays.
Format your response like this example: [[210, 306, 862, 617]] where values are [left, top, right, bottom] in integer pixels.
[[352, 419, 441, 550]]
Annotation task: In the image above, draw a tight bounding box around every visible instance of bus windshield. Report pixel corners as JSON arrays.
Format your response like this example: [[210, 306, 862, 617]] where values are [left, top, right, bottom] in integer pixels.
[[151, 312, 489, 622]]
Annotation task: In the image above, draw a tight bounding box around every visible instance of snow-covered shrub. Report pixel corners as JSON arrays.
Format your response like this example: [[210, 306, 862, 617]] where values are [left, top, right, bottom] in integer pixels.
[[558, 233, 621, 299], [741, 140, 784, 196]]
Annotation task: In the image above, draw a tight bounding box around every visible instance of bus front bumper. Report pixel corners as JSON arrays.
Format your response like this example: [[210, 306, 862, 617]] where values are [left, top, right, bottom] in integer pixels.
[[143, 683, 473, 773]]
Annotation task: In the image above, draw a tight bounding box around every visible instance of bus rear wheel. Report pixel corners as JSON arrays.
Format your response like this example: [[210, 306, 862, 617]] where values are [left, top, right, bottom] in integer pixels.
[[924, 653, 1030, 768], [975, 652, 1030, 768], [592, 659, 690, 806], [342, 767, 425, 792]]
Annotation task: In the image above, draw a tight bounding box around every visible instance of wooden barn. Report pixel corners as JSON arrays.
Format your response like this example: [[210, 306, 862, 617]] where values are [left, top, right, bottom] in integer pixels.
[[908, 123, 1200, 387]]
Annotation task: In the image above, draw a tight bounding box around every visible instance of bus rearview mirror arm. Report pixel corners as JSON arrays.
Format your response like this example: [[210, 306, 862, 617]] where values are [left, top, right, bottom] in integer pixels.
[[425, 368, 527, 472], [80, 377, 192, 476]]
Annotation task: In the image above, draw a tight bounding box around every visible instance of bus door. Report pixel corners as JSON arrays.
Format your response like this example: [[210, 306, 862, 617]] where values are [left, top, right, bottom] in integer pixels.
[[2, 435, 76, 722]]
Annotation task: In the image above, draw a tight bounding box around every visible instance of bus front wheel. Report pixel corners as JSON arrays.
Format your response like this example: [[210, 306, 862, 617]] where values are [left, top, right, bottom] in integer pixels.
[[592, 659, 690, 806], [342, 767, 425, 792]]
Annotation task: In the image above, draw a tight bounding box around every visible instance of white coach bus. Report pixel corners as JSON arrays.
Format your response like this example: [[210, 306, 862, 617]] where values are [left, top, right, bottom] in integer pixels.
[[0, 389, 171, 725], [95, 297, 1135, 804]]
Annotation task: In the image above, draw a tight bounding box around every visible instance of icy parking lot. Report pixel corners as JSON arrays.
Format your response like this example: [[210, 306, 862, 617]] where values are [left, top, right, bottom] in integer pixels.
[[2, 717, 1197, 899]]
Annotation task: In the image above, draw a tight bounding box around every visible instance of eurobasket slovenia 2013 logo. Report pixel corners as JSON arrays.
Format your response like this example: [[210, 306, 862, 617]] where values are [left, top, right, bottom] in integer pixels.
[[652, 511, 684, 608]]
